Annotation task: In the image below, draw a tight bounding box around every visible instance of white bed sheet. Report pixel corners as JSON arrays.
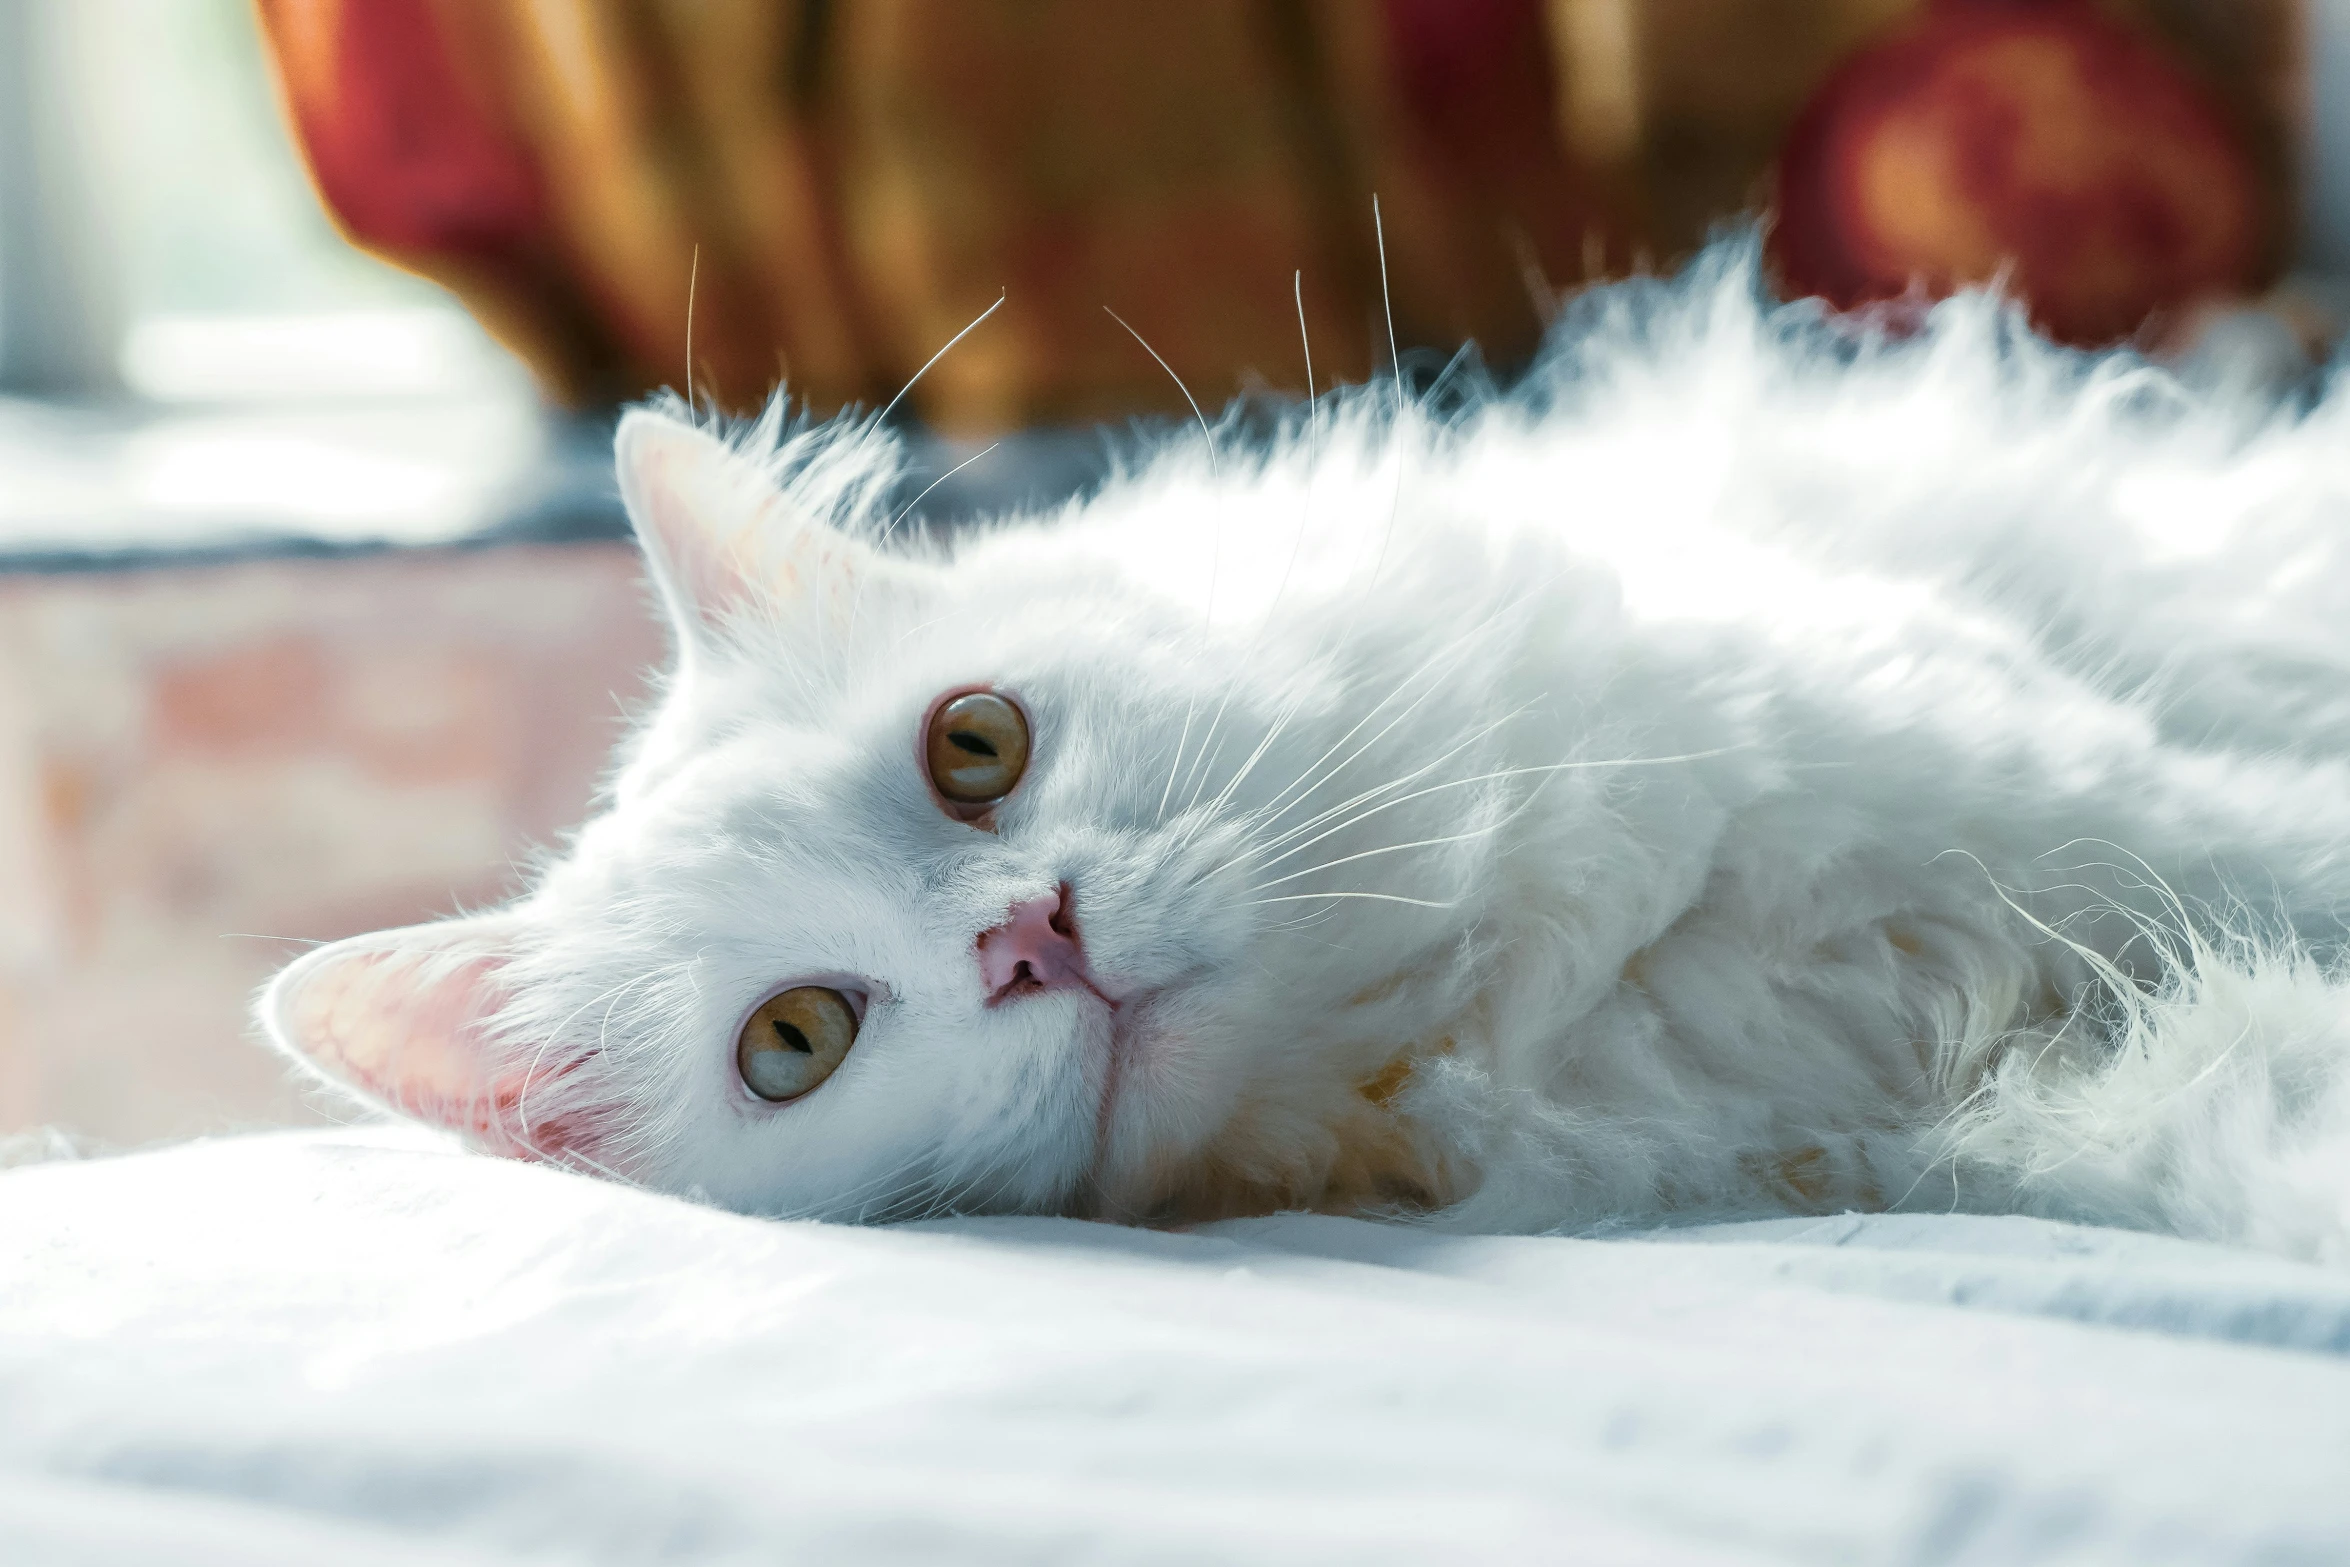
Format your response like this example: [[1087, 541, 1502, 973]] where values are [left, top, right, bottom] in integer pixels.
[[3, 1131, 2347, 1565]]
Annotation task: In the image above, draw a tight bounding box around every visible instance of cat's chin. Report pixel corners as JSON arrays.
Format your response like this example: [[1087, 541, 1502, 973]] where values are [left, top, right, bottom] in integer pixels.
[[1075, 996, 1326, 1225], [1075, 991, 1460, 1225], [1075, 990, 1209, 1220]]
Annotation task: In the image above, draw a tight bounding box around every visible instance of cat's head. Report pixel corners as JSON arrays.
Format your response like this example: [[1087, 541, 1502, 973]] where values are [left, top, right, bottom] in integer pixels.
[[262, 400, 1505, 1219]]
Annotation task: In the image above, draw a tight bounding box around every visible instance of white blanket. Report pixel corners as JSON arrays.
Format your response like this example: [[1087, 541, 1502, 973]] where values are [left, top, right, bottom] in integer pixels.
[[4, 1132, 2347, 1565]]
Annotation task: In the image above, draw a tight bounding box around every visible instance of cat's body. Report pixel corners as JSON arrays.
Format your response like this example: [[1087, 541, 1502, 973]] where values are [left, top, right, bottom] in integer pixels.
[[266, 250, 2350, 1261]]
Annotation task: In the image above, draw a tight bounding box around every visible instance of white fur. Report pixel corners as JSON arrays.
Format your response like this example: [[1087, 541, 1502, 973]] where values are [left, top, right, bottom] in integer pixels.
[[263, 242, 2350, 1261]]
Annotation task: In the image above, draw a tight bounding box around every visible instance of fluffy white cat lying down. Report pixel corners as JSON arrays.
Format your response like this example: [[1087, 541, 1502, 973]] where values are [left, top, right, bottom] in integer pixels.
[[262, 245, 2350, 1258]]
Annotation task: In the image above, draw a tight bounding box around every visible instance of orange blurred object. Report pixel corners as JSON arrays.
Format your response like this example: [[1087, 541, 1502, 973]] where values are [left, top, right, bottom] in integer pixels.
[[1770, 0, 2276, 345], [253, 1, 2304, 422], [253, 0, 1631, 430]]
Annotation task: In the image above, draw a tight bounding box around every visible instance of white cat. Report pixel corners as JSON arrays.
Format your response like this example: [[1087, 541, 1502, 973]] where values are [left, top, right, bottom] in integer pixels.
[[263, 248, 2350, 1261]]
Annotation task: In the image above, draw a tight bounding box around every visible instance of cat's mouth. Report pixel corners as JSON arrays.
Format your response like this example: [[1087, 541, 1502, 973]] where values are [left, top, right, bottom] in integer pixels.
[[1091, 1005, 1139, 1197], [1083, 982, 1191, 1211], [986, 968, 1120, 1010]]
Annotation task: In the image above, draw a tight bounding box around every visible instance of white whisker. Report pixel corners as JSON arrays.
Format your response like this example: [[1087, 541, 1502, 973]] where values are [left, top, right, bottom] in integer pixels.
[[1194, 691, 1310, 825], [1156, 697, 1200, 825], [1248, 824, 1499, 894], [1104, 304, 1225, 642], [1104, 306, 1219, 480], [684, 242, 702, 417], [1244, 745, 1743, 880], [880, 291, 1005, 424], [1367, 194, 1409, 592], [1245, 618, 1501, 830], [1247, 890, 1459, 910], [1237, 693, 1525, 869], [1175, 270, 1326, 817], [887, 442, 999, 540]]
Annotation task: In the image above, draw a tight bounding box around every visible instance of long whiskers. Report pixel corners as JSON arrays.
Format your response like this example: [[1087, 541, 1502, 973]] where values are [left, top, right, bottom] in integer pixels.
[[1247, 823, 1501, 894], [880, 291, 1006, 424], [1104, 306, 1220, 482], [1366, 194, 1410, 594], [886, 441, 1000, 541], [1217, 635, 1475, 846], [1246, 890, 1459, 910], [1220, 638, 1503, 858], [1156, 701, 1201, 826], [1166, 269, 1325, 820], [1192, 689, 1313, 826], [1227, 745, 1744, 922], [1231, 706, 1532, 873], [684, 242, 702, 417], [1155, 619, 1497, 873], [1104, 306, 1227, 826], [1236, 745, 1528, 880]]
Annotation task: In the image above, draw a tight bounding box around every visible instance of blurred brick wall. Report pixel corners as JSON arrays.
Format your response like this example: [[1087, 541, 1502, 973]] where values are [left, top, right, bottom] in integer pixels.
[[0, 544, 662, 1147]]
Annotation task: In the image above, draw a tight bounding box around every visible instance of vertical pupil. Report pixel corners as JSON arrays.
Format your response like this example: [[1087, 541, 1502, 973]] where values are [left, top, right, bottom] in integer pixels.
[[949, 731, 997, 757], [773, 1020, 814, 1053]]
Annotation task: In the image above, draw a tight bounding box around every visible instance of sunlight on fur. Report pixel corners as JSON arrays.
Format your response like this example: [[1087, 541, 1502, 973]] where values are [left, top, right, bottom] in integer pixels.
[[262, 238, 2350, 1262]]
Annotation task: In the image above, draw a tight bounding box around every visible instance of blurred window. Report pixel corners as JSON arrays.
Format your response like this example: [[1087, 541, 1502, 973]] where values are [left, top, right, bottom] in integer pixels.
[[0, 0, 522, 403], [0, 0, 563, 558]]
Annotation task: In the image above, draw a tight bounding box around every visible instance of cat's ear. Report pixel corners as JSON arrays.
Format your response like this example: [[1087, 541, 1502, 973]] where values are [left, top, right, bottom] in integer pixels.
[[261, 916, 596, 1164], [614, 407, 879, 655]]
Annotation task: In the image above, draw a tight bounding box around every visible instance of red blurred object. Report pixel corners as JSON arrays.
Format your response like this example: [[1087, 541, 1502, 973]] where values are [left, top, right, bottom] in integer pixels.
[[1770, 0, 2275, 345], [253, 0, 1630, 427], [263, 0, 542, 256], [256, 0, 629, 404]]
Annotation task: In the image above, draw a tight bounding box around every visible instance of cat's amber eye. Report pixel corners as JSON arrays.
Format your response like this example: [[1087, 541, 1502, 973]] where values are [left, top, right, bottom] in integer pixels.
[[925, 690, 1030, 808], [737, 986, 858, 1103]]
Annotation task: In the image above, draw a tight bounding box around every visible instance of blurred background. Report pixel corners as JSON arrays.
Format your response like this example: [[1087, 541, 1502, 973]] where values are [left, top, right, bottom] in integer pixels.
[[3, 0, 2347, 1150]]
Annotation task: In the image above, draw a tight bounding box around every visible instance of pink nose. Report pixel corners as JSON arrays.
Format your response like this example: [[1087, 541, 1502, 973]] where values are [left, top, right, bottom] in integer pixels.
[[977, 885, 1096, 1004]]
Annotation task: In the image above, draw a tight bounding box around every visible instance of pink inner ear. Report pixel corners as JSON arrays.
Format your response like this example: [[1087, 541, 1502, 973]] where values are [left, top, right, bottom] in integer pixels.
[[616, 411, 875, 643], [618, 414, 773, 631], [282, 944, 593, 1165]]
